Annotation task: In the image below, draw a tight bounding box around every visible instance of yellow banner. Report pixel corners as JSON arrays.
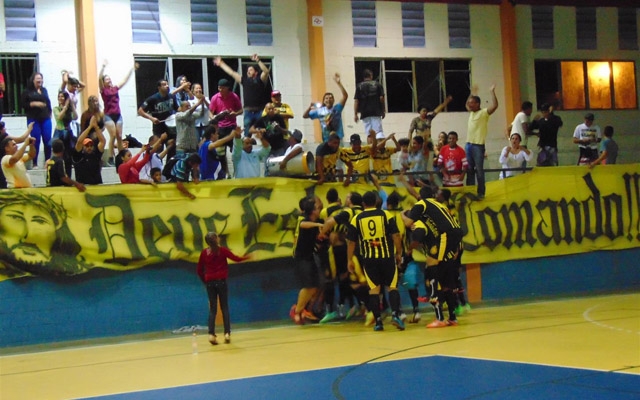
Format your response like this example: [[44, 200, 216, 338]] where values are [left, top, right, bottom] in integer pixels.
[[455, 164, 640, 263], [0, 164, 638, 281]]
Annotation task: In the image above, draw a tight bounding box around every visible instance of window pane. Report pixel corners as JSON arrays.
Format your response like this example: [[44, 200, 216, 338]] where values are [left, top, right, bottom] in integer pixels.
[[385, 71, 413, 113], [587, 61, 612, 109], [0, 55, 36, 116], [561, 61, 585, 109], [415, 61, 440, 113], [134, 59, 167, 107], [171, 59, 204, 94], [534, 61, 561, 110], [612, 61, 637, 109]]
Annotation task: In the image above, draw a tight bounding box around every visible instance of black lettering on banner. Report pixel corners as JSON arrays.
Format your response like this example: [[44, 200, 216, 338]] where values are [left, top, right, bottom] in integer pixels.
[[86, 193, 144, 265], [623, 173, 640, 241], [140, 215, 173, 259], [454, 172, 640, 257]]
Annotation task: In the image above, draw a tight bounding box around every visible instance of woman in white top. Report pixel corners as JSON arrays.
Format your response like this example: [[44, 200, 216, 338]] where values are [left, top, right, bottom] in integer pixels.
[[499, 133, 533, 179]]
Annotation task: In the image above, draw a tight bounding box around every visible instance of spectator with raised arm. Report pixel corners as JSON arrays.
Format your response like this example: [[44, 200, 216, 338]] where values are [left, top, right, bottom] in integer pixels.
[[189, 83, 210, 139], [303, 73, 348, 142], [53, 91, 77, 178], [408, 96, 453, 142], [198, 124, 236, 181], [232, 128, 270, 179], [465, 85, 498, 199], [46, 139, 85, 192], [99, 60, 139, 166], [1, 126, 35, 188], [73, 116, 106, 185], [0, 121, 31, 188]]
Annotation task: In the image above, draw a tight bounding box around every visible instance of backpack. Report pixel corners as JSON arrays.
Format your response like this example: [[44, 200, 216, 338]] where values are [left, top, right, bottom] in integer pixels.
[[162, 156, 179, 181]]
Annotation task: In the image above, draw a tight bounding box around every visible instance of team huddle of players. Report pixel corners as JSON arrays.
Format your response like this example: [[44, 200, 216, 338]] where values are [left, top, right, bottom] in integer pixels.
[[291, 183, 470, 331]]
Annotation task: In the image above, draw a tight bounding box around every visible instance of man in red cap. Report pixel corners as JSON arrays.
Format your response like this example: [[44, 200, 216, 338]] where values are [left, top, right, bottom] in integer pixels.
[[264, 90, 294, 130]]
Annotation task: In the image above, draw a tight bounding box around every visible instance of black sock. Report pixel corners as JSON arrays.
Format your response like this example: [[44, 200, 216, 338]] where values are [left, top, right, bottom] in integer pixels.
[[369, 294, 382, 321], [388, 289, 401, 316], [408, 289, 419, 310]]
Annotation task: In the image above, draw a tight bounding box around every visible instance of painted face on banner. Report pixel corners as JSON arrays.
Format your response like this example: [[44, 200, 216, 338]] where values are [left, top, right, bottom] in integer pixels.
[[0, 204, 57, 264]]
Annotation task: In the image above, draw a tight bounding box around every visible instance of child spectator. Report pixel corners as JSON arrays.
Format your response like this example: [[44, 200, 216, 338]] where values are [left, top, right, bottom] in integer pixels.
[[197, 232, 251, 345], [170, 153, 201, 199], [46, 139, 85, 191], [589, 125, 618, 168]]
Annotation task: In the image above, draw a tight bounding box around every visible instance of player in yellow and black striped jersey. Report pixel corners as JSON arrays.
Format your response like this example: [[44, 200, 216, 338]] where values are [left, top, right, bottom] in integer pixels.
[[346, 191, 405, 331], [370, 131, 400, 185], [319, 192, 370, 320], [339, 133, 374, 184], [404, 185, 463, 327], [315, 133, 353, 185], [436, 188, 471, 315]]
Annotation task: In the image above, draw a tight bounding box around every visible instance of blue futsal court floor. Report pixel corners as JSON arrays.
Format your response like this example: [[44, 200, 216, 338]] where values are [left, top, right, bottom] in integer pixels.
[[83, 355, 640, 400]]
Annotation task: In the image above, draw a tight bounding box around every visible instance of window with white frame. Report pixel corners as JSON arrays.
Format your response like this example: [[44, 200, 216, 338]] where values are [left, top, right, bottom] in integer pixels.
[[354, 59, 470, 113], [0, 54, 38, 116], [534, 60, 637, 110], [134, 56, 273, 107]]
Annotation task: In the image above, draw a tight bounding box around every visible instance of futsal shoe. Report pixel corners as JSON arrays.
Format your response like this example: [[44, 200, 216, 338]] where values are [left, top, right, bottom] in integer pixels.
[[364, 311, 375, 326], [320, 311, 338, 324], [417, 296, 429, 303], [224, 333, 231, 343], [208, 334, 218, 345], [373, 323, 384, 332], [391, 315, 406, 331], [399, 312, 407, 322], [302, 309, 319, 322], [454, 305, 464, 315], [408, 312, 421, 323], [446, 319, 459, 326], [289, 305, 297, 321], [345, 305, 359, 320], [426, 319, 448, 328]]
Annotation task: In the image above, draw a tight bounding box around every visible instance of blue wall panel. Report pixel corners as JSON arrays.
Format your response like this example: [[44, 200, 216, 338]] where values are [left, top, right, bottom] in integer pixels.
[[1, 249, 638, 348], [481, 248, 640, 300]]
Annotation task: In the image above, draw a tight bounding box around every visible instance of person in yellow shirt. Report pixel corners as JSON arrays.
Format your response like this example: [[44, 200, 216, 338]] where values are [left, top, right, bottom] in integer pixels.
[[339, 133, 375, 184], [465, 85, 498, 199]]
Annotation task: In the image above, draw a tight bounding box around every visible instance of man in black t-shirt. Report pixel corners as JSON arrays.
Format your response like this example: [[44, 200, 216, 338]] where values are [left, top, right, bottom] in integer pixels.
[[47, 139, 85, 191], [250, 103, 287, 156], [354, 69, 385, 137], [137, 79, 179, 137], [73, 118, 105, 185]]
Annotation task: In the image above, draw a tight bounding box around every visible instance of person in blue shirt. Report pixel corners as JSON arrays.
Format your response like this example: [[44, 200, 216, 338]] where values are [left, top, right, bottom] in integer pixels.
[[232, 129, 270, 178], [303, 73, 348, 142]]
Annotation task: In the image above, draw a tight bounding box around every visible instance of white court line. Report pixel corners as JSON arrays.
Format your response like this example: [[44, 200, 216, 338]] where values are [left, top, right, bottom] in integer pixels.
[[582, 302, 640, 335]]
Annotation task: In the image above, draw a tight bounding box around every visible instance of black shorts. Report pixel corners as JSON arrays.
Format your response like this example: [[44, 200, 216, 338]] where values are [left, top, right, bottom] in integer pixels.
[[362, 258, 398, 290], [218, 125, 237, 151], [294, 257, 320, 289], [332, 244, 349, 276], [435, 260, 458, 290]]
